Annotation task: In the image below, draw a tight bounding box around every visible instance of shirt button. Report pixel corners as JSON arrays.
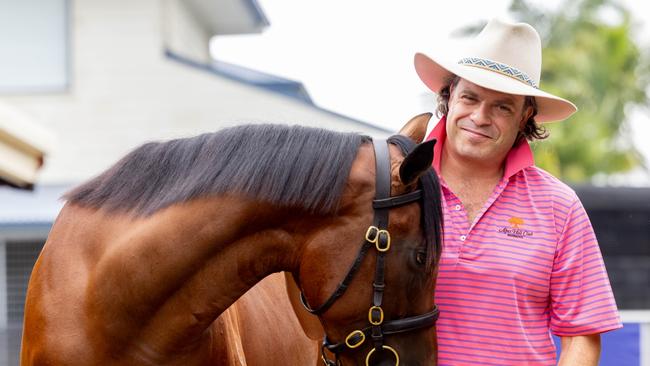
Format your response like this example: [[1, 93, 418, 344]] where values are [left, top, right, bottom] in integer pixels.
[[455, 204, 461, 211], [460, 235, 466, 241]]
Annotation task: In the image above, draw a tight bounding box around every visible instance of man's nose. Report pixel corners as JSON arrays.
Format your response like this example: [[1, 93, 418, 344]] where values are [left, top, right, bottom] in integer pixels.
[[470, 102, 492, 126]]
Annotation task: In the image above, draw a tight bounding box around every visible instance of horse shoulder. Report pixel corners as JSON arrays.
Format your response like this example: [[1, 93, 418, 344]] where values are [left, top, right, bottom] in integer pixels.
[[22, 204, 105, 364], [211, 273, 320, 366], [210, 309, 249, 366], [284, 272, 325, 340]]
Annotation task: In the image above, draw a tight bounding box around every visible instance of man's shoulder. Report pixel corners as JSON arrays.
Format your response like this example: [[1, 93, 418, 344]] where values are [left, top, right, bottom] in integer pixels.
[[519, 166, 580, 204]]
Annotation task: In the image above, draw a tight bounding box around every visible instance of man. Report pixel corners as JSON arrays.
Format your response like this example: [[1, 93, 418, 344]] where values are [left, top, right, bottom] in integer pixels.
[[414, 18, 621, 365]]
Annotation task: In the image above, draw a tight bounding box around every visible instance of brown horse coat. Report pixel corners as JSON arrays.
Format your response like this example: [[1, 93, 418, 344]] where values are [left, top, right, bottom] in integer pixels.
[[21, 115, 441, 365], [213, 273, 320, 365]]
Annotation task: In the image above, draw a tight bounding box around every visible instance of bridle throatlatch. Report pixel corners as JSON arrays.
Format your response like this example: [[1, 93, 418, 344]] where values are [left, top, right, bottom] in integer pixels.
[[299, 139, 440, 366]]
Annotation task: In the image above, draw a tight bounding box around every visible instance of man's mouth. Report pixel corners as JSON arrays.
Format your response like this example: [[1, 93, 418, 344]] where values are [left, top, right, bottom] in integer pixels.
[[460, 127, 493, 139]]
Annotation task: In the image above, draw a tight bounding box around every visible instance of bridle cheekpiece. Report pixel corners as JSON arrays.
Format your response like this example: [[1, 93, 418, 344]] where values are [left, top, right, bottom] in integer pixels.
[[300, 139, 440, 366]]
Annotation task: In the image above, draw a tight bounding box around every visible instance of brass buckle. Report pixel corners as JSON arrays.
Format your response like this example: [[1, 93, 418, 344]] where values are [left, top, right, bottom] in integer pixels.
[[375, 230, 391, 252], [368, 306, 384, 325], [365, 226, 379, 242], [344, 330, 366, 349], [365, 345, 400, 366]]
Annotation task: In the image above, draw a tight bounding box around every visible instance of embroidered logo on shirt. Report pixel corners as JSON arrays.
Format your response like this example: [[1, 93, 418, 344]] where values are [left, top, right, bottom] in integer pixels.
[[498, 217, 534, 238]]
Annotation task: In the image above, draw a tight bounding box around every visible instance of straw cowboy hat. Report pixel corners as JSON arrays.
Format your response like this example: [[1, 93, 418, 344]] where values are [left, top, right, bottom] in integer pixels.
[[414, 18, 577, 122]]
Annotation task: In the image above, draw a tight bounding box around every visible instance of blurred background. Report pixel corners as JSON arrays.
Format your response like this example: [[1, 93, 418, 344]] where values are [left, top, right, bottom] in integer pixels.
[[0, 0, 648, 365]]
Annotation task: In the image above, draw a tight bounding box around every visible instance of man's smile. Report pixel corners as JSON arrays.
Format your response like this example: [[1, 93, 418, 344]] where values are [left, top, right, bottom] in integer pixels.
[[459, 126, 494, 140]]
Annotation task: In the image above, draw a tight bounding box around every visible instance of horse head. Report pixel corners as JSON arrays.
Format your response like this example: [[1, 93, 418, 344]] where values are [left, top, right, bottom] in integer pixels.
[[293, 113, 443, 366]]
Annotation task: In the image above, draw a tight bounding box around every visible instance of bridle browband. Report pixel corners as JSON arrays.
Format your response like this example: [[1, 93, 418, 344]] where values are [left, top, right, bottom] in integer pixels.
[[300, 139, 440, 366]]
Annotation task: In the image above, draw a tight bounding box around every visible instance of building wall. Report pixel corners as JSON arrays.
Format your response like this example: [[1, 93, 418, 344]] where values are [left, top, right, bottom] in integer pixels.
[[1, 0, 387, 185], [0, 225, 51, 329], [0, 229, 50, 366]]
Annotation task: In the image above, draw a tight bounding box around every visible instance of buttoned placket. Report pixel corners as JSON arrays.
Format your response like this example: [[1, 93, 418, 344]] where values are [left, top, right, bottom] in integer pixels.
[[440, 177, 511, 262]]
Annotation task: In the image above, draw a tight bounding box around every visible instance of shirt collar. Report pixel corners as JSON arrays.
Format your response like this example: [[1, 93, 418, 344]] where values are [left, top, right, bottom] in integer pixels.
[[425, 116, 535, 179]]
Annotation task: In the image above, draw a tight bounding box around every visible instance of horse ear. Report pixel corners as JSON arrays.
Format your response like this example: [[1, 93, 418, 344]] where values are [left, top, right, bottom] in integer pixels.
[[399, 139, 436, 186], [398, 112, 433, 143]]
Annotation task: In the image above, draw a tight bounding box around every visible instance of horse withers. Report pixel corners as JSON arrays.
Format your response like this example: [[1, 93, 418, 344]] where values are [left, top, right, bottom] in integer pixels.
[[21, 113, 443, 365]]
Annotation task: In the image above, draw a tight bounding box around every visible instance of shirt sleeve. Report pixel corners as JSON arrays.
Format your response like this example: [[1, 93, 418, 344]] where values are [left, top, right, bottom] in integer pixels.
[[549, 198, 622, 336]]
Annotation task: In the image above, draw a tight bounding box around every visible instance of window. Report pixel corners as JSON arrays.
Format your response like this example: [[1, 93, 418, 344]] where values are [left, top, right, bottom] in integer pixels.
[[0, 0, 69, 93], [5, 239, 44, 325]]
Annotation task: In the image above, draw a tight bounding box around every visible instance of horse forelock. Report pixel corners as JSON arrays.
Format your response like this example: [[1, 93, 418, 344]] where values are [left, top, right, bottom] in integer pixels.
[[64, 124, 371, 216], [387, 135, 444, 276]]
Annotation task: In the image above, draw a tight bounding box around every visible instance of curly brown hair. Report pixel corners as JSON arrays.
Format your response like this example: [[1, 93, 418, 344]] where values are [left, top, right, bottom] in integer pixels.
[[435, 76, 547, 141]]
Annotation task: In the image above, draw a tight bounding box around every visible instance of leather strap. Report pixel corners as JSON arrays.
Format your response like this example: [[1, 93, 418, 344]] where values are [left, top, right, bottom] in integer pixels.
[[371, 140, 390, 352], [300, 241, 373, 315], [323, 306, 440, 354], [372, 139, 391, 223], [372, 190, 422, 209], [300, 138, 440, 365]]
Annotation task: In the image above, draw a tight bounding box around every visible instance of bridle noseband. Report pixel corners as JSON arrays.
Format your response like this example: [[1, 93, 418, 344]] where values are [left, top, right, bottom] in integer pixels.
[[300, 139, 440, 366]]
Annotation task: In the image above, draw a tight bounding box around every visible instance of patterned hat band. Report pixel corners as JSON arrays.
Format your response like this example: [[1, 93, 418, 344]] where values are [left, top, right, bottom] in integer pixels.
[[458, 57, 539, 89]]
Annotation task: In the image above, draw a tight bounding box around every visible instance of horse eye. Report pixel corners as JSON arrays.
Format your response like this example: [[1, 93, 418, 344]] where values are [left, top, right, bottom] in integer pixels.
[[415, 250, 427, 266]]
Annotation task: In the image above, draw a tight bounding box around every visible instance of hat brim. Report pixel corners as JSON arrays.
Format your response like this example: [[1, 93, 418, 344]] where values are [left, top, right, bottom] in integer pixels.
[[414, 52, 577, 123]]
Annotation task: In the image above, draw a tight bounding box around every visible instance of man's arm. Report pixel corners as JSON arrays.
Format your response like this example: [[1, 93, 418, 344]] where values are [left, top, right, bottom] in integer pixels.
[[557, 334, 601, 366]]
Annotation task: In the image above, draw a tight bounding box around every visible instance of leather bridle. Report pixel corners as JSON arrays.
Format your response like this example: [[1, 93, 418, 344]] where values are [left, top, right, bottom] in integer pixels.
[[300, 139, 440, 366]]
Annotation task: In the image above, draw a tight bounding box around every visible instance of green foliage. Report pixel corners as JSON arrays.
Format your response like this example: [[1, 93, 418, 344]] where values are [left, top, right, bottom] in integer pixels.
[[510, 0, 649, 182]]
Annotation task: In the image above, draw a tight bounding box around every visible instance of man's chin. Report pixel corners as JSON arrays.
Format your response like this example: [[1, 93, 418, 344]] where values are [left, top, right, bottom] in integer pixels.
[[457, 148, 498, 164]]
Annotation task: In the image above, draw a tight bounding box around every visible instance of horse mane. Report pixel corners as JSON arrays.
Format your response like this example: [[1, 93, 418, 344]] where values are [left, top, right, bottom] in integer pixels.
[[65, 124, 370, 216]]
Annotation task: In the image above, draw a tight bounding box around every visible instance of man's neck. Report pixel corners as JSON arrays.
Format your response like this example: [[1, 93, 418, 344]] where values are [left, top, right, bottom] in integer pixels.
[[440, 146, 505, 185], [440, 146, 506, 224]]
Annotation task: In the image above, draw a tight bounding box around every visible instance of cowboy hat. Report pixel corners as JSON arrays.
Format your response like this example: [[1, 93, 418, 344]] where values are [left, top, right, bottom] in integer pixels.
[[414, 18, 577, 122]]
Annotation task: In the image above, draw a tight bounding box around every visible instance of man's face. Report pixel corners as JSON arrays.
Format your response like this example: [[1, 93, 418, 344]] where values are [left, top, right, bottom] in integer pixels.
[[445, 79, 531, 167]]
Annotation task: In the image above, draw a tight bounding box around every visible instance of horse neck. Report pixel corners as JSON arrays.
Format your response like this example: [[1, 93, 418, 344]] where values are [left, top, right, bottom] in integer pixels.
[[87, 195, 311, 354], [156, 195, 306, 315]]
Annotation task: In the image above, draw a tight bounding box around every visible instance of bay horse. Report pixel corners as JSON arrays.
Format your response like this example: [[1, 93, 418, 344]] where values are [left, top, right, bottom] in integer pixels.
[[21, 113, 443, 365]]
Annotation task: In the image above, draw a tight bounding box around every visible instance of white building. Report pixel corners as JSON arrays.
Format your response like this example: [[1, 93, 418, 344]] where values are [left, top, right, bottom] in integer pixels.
[[0, 0, 388, 363]]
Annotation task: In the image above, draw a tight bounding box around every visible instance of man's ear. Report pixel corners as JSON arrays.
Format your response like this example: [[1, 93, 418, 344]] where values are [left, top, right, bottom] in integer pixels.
[[399, 139, 436, 186], [520, 99, 534, 128], [398, 113, 433, 143]]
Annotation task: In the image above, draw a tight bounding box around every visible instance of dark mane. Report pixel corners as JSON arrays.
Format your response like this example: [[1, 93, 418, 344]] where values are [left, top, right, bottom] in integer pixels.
[[65, 124, 370, 216]]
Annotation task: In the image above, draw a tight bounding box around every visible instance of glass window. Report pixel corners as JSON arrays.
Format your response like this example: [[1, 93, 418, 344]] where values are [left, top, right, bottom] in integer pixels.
[[0, 0, 69, 93]]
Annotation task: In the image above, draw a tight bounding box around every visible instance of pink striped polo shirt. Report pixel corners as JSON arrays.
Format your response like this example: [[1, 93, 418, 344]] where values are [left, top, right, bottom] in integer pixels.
[[427, 117, 622, 365]]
